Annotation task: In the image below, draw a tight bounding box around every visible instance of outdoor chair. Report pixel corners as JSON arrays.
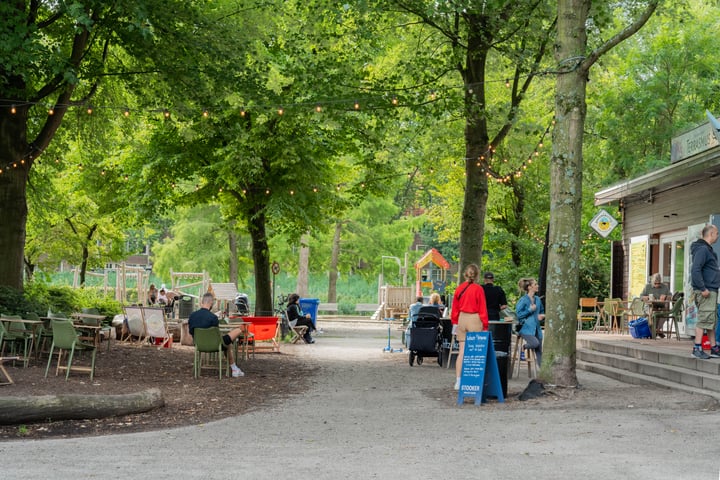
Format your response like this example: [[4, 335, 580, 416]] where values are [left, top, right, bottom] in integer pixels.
[[193, 327, 228, 379], [143, 307, 173, 349], [245, 317, 281, 355], [652, 297, 684, 341], [577, 297, 600, 331], [0, 314, 32, 367], [45, 318, 97, 381], [122, 306, 148, 344], [622, 298, 645, 334]]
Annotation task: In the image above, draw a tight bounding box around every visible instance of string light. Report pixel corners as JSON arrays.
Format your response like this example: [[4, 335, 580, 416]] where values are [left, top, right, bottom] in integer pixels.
[[163, 109, 170, 118], [240, 107, 246, 117], [202, 109, 209, 118], [10, 105, 16, 114], [315, 104, 322, 113], [124, 108, 130, 117], [48, 107, 54, 115], [86, 106, 93, 115]]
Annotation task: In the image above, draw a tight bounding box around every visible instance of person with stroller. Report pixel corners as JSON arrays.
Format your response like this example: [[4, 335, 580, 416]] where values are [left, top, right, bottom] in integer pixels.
[[451, 263, 489, 390], [515, 277, 544, 366], [286, 293, 316, 344]]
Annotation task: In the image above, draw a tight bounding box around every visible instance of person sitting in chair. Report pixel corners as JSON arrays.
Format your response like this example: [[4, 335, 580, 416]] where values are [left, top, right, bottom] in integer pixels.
[[286, 293, 316, 344], [189, 292, 245, 377], [640, 272, 671, 337]]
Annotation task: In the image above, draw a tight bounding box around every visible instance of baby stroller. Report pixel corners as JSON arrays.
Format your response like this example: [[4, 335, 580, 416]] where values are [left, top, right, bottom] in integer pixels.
[[408, 306, 444, 366], [234, 293, 250, 316]]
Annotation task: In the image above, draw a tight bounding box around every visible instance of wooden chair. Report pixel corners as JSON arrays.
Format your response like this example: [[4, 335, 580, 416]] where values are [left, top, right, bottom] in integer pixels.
[[577, 298, 600, 331], [245, 317, 281, 355], [143, 307, 172, 348], [122, 306, 148, 344]]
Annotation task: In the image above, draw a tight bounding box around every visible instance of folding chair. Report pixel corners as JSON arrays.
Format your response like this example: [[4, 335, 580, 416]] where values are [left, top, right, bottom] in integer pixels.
[[122, 306, 148, 344], [245, 317, 281, 355], [577, 297, 600, 330], [287, 319, 308, 344], [143, 307, 173, 348]]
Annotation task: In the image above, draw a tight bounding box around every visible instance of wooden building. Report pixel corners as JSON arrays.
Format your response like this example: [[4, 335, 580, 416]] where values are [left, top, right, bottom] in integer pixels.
[[594, 113, 720, 335]]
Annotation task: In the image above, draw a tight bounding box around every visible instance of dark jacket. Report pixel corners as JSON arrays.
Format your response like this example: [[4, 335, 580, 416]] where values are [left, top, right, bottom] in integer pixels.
[[690, 238, 720, 291]]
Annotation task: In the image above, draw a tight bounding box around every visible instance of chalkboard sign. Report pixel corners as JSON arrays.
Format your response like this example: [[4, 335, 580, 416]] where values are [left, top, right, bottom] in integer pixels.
[[456, 331, 505, 405]]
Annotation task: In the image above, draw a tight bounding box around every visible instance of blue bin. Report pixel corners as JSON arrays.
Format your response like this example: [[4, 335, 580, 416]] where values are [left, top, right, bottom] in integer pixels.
[[629, 317, 651, 339], [299, 298, 320, 328]]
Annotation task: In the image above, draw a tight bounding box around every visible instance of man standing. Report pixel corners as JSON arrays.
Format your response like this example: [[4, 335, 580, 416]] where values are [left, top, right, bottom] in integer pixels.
[[481, 272, 508, 321], [189, 292, 246, 377], [690, 224, 720, 359]]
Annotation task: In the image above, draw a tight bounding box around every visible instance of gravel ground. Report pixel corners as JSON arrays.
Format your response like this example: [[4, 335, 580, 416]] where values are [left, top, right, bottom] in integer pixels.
[[2, 320, 719, 479]]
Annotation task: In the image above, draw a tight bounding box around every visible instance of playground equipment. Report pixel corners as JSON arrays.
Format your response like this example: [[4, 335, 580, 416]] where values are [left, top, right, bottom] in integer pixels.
[[413, 248, 450, 297]]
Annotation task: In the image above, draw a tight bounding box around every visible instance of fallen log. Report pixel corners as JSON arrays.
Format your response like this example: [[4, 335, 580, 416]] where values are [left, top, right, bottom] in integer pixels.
[[0, 388, 165, 425]]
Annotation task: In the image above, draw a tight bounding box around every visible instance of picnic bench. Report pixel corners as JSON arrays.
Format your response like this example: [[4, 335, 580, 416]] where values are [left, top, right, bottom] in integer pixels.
[[318, 303, 338, 314]]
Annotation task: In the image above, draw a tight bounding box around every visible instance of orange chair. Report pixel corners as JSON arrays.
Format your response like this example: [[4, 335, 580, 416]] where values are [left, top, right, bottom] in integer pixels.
[[244, 317, 280, 356]]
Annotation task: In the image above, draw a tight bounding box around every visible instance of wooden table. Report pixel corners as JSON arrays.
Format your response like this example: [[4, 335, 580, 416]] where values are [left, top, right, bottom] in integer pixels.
[[72, 313, 109, 349]]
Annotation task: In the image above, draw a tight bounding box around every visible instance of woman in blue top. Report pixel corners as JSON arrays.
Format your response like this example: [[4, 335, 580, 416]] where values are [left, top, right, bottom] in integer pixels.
[[515, 278, 545, 366]]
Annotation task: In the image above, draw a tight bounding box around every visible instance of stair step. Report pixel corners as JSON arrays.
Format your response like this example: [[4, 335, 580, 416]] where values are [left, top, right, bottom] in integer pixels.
[[577, 360, 720, 401]]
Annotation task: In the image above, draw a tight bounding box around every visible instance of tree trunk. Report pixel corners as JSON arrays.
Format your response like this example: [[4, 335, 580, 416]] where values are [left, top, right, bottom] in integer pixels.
[[458, 14, 490, 275], [79, 224, 98, 287], [541, 0, 590, 387], [0, 109, 30, 292], [228, 229, 238, 286], [296, 233, 310, 297], [0, 388, 165, 425], [327, 221, 342, 303], [248, 206, 272, 316]]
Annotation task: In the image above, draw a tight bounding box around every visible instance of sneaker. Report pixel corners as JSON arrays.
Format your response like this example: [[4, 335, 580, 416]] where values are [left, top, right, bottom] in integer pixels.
[[710, 346, 720, 358], [692, 349, 711, 360], [231, 367, 245, 377], [454, 378, 460, 391]]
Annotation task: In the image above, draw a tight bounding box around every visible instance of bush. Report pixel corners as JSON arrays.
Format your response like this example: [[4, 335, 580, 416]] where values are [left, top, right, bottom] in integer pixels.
[[0, 286, 46, 316]]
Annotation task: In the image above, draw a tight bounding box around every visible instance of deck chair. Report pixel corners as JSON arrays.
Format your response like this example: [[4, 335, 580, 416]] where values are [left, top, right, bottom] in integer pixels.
[[286, 318, 308, 344], [193, 327, 228, 379], [245, 317, 281, 355], [122, 306, 148, 344], [143, 307, 172, 348], [577, 298, 600, 330], [45, 319, 97, 381]]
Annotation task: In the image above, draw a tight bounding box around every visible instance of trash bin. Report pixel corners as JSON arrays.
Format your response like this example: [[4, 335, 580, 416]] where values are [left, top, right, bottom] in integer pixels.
[[178, 295, 195, 319], [488, 322, 512, 398], [299, 298, 320, 328]]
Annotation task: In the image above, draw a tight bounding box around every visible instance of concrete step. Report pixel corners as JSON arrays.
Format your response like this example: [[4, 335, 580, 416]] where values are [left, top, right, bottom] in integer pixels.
[[578, 338, 720, 399]]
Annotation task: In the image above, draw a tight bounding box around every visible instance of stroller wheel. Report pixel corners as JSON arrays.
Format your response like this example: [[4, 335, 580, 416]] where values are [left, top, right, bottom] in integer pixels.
[[417, 355, 424, 365], [409, 351, 415, 366]]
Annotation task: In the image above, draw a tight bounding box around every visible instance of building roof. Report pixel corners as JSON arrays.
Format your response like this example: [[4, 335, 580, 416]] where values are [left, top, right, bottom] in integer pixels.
[[595, 144, 720, 207], [414, 248, 450, 270]]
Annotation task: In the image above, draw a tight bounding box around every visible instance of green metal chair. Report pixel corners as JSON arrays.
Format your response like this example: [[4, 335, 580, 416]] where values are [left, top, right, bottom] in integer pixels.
[[652, 297, 684, 341], [44, 319, 97, 381], [0, 314, 32, 366], [193, 327, 227, 379]]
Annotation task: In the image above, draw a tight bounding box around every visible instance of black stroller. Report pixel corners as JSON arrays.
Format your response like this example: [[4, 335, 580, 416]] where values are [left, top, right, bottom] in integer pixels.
[[234, 293, 250, 316], [408, 306, 444, 366]]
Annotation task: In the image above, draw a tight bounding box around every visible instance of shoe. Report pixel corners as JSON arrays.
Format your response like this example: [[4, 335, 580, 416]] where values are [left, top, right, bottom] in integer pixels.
[[710, 346, 720, 358], [454, 378, 460, 391], [231, 367, 245, 377], [656, 331, 666, 339], [692, 349, 711, 360]]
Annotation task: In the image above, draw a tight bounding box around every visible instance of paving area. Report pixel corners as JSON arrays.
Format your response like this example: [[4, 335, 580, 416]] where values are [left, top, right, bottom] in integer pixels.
[[2, 321, 719, 479]]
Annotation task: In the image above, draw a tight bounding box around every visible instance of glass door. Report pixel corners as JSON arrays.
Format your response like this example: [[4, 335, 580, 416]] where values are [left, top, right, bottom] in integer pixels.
[[659, 232, 685, 295]]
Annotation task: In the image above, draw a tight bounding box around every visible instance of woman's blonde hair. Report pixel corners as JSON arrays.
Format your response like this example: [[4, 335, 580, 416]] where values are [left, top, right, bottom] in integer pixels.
[[463, 264, 480, 283], [429, 292, 441, 305], [518, 277, 536, 293]]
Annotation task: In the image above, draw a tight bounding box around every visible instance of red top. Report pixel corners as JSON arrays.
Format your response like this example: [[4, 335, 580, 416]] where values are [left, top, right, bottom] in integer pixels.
[[451, 281, 489, 330]]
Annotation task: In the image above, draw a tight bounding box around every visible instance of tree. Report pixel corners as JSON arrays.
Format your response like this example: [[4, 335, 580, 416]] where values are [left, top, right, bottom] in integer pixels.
[[543, 0, 659, 386], [0, 0, 226, 291]]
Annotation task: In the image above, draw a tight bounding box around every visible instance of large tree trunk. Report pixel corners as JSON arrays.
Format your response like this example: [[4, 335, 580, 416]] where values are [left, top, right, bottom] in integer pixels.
[[0, 388, 165, 425], [458, 14, 490, 275], [296, 233, 309, 297], [541, 0, 589, 387], [248, 206, 272, 316], [0, 109, 31, 291], [327, 221, 342, 303]]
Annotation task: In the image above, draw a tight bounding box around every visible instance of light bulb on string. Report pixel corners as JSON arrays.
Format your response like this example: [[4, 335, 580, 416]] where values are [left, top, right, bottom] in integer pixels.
[[505, 79, 510, 88], [48, 107, 54, 115], [87, 106, 93, 115], [10, 105, 16, 114], [429, 91, 436, 101], [124, 108, 130, 117], [290, 190, 295, 195], [391, 97, 398, 106], [163, 109, 170, 119], [353, 100, 360, 110], [240, 107, 246, 117], [100, 170, 105, 176], [277, 107, 284, 116], [265, 188, 270, 194], [315, 104, 322, 113], [202, 109, 209, 118]]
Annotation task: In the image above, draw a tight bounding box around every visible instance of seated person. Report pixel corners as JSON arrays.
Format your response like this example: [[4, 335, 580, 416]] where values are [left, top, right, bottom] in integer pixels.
[[286, 293, 316, 344], [157, 287, 169, 305], [408, 296, 424, 324], [428, 292, 445, 317], [188, 292, 245, 377], [640, 272, 672, 337], [147, 284, 158, 305]]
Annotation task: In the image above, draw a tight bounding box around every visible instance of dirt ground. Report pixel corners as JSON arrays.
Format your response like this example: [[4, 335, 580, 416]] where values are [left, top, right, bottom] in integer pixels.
[[0, 340, 315, 440]]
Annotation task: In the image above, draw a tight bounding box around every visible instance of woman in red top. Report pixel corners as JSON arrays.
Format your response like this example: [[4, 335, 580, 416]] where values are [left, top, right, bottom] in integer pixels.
[[451, 263, 489, 390]]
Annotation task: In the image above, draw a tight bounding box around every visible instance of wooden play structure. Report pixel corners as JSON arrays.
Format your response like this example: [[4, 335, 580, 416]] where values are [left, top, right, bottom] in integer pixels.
[[413, 248, 451, 297]]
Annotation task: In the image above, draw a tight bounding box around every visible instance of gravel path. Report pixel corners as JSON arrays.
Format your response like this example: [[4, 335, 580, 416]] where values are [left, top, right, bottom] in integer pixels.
[[2, 322, 718, 479]]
